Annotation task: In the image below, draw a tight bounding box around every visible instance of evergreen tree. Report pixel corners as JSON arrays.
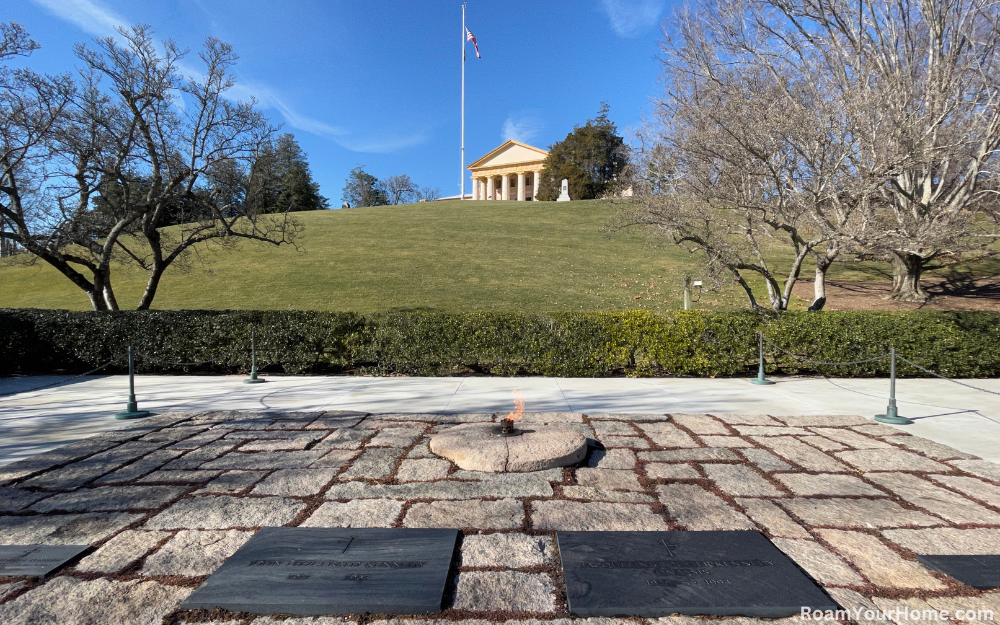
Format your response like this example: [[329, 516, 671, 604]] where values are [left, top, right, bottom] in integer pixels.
[[537, 102, 627, 201], [341, 165, 389, 207], [248, 133, 329, 213]]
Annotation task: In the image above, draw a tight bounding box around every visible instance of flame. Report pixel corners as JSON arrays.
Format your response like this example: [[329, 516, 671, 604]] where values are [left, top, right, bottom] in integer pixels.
[[506, 389, 524, 421]]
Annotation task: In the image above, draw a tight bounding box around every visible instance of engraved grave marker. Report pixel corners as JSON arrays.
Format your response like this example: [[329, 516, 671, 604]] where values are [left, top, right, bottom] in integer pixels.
[[557, 530, 838, 618], [918, 555, 1000, 589], [181, 527, 459, 616], [0, 545, 90, 576]]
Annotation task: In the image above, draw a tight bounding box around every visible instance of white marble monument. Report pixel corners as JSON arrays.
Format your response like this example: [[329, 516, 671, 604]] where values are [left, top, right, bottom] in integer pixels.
[[556, 178, 571, 202]]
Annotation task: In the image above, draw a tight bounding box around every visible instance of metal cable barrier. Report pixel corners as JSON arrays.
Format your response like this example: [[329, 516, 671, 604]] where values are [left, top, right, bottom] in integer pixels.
[[761, 335, 891, 367], [895, 354, 1000, 398], [0, 358, 119, 399]]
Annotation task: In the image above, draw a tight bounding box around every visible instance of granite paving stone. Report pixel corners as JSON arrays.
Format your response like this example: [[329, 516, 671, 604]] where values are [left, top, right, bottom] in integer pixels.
[[252, 618, 356, 625], [770, 538, 865, 586], [314, 428, 375, 450], [638, 448, 738, 462], [949, 460, 1000, 482], [590, 421, 637, 437], [816, 529, 947, 589], [406, 440, 434, 459], [574, 468, 643, 491], [142, 529, 253, 576], [224, 430, 304, 440], [894, 437, 975, 460], [450, 468, 563, 482], [531, 501, 669, 531], [701, 464, 783, 497], [0, 576, 190, 625], [635, 422, 699, 448], [162, 441, 239, 470], [775, 473, 884, 496], [776, 415, 869, 426], [453, 571, 555, 612], [403, 499, 523, 529], [200, 450, 327, 470], [865, 473, 1000, 524], [853, 424, 909, 437], [835, 448, 951, 472], [733, 426, 812, 436], [881, 528, 1000, 555], [300, 499, 403, 528], [656, 483, 754, 530], [712, 413, 783, 425], [0, 438, 124, 485], [561, 486, 655, 502], [930, 475, 1000, 507], [29, 485, 184, 512], [196, 470, 265, 494], [237, 436, 318, 452], [519, 412, 584, 423], [753, 437, 850, 472], [601, 436, 650, 449], [670, 414, 730, 435], [168, 430, 227, 450], [338, 447, 405, 479], [643, 463, 700, 480], [779, 498, 939, 528], [396, 458, 452, 481], [325, 477, 554, 500], [926, 595, 1000, 620], [93, 450, 184, 484], [367, 428, 423, 448], [809, 428, 892, 449], [0, 581, 25, 602], [313, 449, 359, 469], [798, 436, 849, 452], [20, 442, 163, 490], [740, 448, 793, 472], [460, 533, 553, 568], [251, 468, 338, 497], [698, 435, 755, 448], [825, 589, 884, 625], [144, 495, 304, 529], [586, 448, 636, 469], [737, 499, 811, 539], [0, 486, 48, 512], [138, 469, 222, 483], [76, 529, 169, 573], [587, 413, 671, 421], [0, 512, 141, 545]]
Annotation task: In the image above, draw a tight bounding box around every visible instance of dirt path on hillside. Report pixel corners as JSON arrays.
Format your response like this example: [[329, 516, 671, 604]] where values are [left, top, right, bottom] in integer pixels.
[[791, 276, 1000, 311]]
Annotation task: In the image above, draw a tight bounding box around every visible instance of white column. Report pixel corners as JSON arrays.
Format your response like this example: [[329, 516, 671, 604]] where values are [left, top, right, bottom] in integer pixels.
[[486, 177, 494, 200], [501, 175, 510, 201], [517, 173, 525, 201], [533, 171, 541, 201], [471, 176, 479, 200]]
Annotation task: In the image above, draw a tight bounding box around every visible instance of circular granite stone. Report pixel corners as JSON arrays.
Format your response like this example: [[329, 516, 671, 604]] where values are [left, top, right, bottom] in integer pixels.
[[429, 423, 588, 473]]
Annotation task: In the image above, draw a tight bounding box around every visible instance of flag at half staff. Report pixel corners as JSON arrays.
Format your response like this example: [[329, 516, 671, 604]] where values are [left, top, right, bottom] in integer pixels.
[[466, 27, 481, 58]]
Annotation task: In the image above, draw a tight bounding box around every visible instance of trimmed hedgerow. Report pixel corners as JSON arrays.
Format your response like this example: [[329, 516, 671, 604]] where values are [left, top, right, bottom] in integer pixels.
[[1, 308, 998, 378]]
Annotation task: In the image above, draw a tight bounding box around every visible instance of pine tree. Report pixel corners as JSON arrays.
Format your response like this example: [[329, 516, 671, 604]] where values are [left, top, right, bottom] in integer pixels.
[[537, 103, 627, 201]]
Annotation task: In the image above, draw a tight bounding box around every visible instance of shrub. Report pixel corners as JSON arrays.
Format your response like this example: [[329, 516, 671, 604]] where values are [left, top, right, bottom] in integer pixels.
[[1, 308, 997, 378]]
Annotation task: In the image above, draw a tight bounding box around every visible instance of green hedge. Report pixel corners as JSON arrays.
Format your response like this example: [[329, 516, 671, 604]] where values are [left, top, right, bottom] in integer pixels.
[[1, 309, 998, 377]]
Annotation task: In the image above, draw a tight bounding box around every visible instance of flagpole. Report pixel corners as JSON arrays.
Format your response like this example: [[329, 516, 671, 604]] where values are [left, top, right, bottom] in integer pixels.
[[460, 3, 465, 200]]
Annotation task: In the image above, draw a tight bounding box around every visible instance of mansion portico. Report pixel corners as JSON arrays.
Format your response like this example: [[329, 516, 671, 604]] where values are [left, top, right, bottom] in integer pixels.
[[467, 140, 548, 201]]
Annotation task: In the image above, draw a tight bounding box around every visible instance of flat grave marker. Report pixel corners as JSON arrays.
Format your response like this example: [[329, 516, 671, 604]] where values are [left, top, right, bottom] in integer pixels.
[[181, 527, 459, 616], [557, 530, 839, 618], [918, 555, 1000, 589], [0, 545, 90, 577]]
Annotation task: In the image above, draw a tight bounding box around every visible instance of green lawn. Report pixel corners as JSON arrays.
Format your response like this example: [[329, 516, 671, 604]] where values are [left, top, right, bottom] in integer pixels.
[[0, 199, 988, 312]]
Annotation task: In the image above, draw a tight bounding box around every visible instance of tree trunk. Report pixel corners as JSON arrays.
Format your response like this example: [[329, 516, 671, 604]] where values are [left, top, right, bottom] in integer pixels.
[[813, 241, 839, 302], [888, 251, 929, 302], [732, 270, 759, 309], [136, 267, 163, 310]]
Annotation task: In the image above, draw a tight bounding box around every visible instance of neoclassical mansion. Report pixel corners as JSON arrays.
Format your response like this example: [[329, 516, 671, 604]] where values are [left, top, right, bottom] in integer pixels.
[[467, 140, 548, 201]]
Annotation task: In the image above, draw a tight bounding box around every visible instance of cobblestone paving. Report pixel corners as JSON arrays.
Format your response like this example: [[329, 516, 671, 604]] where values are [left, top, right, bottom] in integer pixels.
[[0, 410, 999, 624]]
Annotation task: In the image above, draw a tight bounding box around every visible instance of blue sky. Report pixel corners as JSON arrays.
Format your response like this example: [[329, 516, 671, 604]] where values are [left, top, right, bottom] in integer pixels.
[[7, 0, 673, 202]]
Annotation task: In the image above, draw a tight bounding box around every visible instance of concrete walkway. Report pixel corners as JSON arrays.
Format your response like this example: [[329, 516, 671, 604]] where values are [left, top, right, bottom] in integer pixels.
[[2, 374, 999, 466]]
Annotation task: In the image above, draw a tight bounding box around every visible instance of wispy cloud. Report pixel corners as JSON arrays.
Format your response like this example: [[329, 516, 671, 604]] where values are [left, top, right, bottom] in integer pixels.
[[30, 0, 426, 154], [501, 111, 543, 144], [599, 0, 666, 37]]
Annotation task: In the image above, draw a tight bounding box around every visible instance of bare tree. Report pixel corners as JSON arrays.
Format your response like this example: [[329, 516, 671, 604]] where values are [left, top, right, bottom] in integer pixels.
[[1, 24, 299, 310], [383, 174, 416, 205], [413, 185, 441, 202]]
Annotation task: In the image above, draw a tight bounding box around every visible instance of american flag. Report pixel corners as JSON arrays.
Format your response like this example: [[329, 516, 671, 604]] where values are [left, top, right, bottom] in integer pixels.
[[466, 28, 481, 59]]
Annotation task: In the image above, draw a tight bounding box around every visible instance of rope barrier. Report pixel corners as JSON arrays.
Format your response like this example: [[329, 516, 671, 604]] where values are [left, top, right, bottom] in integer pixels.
[[762, 335, 891, 366], [896, 354, 1000, 398], [0, 359, 117, 398]]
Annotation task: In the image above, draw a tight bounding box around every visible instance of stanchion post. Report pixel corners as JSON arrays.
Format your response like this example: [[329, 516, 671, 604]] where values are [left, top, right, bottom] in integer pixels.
[[750, 331, 775, 385], [244, 329, 266, 384], [114, 345, 150, 420], [876, 347, 912, 425]]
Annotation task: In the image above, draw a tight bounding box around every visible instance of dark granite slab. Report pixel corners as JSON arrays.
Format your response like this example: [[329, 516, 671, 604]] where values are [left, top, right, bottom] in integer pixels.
[[0, 545, 90, 576], [557, 530, 838, 618], [918, 555, 1000, 589], [181, 527, 459, 615]]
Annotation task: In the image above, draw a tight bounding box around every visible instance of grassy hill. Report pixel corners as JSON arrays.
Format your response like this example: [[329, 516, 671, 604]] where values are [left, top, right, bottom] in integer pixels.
[[0, 199, 968, 313]]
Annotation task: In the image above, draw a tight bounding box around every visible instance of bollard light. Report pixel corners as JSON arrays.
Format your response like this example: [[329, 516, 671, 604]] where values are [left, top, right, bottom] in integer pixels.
[[750, 332, 775, 385], [114, 345, 150, 420], [876, 347, 912, 425], [244, 329, 266, 384]]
